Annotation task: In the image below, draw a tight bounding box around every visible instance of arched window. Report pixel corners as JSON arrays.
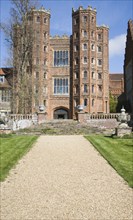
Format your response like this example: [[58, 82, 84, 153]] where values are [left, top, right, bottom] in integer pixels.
[[84, 71, 87, 78], [91, 31, 94, 38], [97, 45, 102, 52], [75, 85, 78, 94], [84, 99, 87, 106], [84, 57, 87, 64], [44, 32, 47, 39], [83, 30, 87, 37], [91, 44, 95, 50], [91, 16, 94, 23], [36, 16, 40, 22], [44, 46, 47, 52], [92, 99, 94, 106], [92, 85, 94, 93], [84, 84, 87, 93], [75, 71, 78, 79], [92, 72, 95, 79], [98, 72, 102, 79], [44, 17, 47, 23], [44, 72, 47, 79], [83, 16, 87, 23], [83, 43, 87, 50], [91, 58, 95, 64]]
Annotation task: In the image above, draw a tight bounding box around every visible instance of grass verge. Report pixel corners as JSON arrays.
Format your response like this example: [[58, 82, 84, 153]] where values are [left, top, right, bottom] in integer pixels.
[[85, 135, 133, 187], [0, 134, 38, 181]]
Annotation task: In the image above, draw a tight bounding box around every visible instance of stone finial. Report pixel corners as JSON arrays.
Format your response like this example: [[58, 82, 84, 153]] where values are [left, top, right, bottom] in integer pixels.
[[88, 6, 92, 10], [40, 6, 45, 10], [101, 24, 109, 29], [117, 106, 130, 124], [31, 6, 35, 10], [121, 106, 125, 113], [79, 6, 83, 10], [39, 105, 45, 112], [72, 7, 75, 13], [77, 105, 84, 112], [116, 106, 132, 137]]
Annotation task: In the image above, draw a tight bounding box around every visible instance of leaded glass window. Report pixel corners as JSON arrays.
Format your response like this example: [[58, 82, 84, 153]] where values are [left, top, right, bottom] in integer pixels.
[[54, 51, 68, 67], [54, 78, 69, 94]]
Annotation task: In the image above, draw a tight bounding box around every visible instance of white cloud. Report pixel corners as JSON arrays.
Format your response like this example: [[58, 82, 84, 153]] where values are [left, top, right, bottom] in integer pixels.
[[109, 34, 126, 57]]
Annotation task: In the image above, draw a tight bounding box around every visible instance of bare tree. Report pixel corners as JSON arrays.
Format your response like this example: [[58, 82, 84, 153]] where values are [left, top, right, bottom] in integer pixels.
[[1, 0, 39, 114]]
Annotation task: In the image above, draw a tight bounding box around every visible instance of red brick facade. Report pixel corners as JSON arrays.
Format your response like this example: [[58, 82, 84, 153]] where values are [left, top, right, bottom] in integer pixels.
[[109, 73, 124, 98], [70, 6, 109, 118], [13, 6, 109, 119]]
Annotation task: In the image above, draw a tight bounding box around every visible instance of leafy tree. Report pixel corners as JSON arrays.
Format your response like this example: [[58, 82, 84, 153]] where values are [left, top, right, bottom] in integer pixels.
[[0, 0, 39, 114], [109, 93, 118, 113]]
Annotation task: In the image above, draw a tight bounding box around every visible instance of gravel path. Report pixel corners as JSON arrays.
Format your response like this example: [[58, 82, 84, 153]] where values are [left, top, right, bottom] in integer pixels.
[[1, 135, 133, 220]]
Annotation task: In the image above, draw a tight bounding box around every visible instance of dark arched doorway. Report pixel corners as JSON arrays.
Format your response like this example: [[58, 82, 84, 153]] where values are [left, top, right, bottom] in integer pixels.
[[53, 108, 69, 119]]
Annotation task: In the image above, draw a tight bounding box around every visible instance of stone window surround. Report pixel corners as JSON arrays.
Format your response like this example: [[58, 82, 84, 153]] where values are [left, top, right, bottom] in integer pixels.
[[74, 17, 79, 25], [91, 57, 95, 64], [83, 70, 87, 78], [92, 71, 95, 79], [83, 57, 87, 64], [84, 84, 88, 93], [92, 84, 95, 93], [97, 45, 102, 52], [84, 98, 88, 106], [92, 98, 95, 106], [36, 16, 40, 22], [97, 59, 102, 66], [82, 30, 87, 37], [83, 15, 87, 23], [74, 45, 79, 52], [98, 72, 102, 79], [83, 43, 87, 50], [91, 44, 95, 51]]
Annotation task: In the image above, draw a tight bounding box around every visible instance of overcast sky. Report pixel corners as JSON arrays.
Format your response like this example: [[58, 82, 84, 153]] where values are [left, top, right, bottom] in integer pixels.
[[0, 0, 132, 73]]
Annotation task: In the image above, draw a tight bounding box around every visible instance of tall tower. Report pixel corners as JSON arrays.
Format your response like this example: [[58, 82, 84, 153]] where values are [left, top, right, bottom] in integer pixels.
[[31, 7, 51, 113], [12, 7, 51, 114], [70, 6, 109, 119]]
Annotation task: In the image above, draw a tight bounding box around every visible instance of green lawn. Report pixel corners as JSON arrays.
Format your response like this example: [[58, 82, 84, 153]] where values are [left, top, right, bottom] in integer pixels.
[[85, 135, 133, 187], [0, 134, 38, 181]]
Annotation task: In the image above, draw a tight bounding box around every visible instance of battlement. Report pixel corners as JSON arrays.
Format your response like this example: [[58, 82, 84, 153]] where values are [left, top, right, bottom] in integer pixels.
[[72, 5, 97, 14], [97, 24, 109, 29], [31, 6, 51, 14], [50, 34, 69, 39]]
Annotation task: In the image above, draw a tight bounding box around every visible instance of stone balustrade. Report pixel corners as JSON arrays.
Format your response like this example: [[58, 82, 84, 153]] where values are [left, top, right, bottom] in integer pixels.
[[0, 112, 132, 133], [78, 112, 133, 123], [8, 114, 33, 120], [0, 113, 38, 132], [90, 113, 120, 119]]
